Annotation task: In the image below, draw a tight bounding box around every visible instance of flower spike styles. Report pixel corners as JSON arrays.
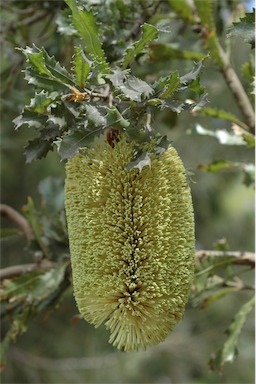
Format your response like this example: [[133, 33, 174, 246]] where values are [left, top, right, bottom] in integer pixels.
[[65, 135, 195, 351]]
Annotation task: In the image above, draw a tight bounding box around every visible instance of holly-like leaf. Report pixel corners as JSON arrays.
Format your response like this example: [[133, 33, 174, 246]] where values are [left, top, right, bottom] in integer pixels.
[[209, 296, 255, 372], [227, 10, 255, 49], [127, 152, 151, 171], [65, 0, 108, 72], [73, 47, 91, 87], [85, 104, 106, 127], [13, 110, 47, 130], [25, 138, 54, 163], [55, 126, 103, 160], [27, 91, 60, 115], [106, 69, 154, 101], [122, 23, 158, 69], [158, 71, 180, 99], [180, 59, 204, 84], [105, 106, 130, 129], [20, 45, 75, 88]]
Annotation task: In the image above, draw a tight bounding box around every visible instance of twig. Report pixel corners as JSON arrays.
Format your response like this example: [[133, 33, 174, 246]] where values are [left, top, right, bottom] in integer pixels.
[[0, 204, 34, 241], [196, 250, 255, 268], [0, 260, 56, 280], [217, 42, 255, 133]]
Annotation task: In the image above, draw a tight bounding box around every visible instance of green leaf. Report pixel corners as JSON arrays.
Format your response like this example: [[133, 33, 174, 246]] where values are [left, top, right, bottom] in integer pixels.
[[21, 45, 75, 87], [106, 106, 130, 129], [149, 43, 205, 62], [190, 124, 247, 146], [27, 91, 60, 115], [73, 47, 91, 87], [127, 152, 151, 172], [158, 71, 180, 99], [209, 296, 255, 372], [65, 0, 108, 71], [25, 138, 54, 163], [180, 59, 204, 84], [227, 10, 255, 49], [55, 127, 102, 160], [106, 69, 154, 101], [13, 110, 47, 130], [122, 23, 158, 69], [0, 263, 68, 368]]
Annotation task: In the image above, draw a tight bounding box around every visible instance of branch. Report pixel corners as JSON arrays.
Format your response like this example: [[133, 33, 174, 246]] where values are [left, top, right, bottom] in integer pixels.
[[0, 260, 56, 280], [196, 250, 255, 268], [216, 42, 255, 134], [0, 204, 34, 241]]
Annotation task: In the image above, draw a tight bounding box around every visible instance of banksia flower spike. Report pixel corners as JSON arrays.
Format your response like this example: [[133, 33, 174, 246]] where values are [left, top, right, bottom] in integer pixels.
[[65, 134, 195, 351]]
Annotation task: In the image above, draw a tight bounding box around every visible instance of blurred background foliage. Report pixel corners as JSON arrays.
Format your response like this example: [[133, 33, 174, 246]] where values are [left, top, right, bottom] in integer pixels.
[[0, 0, 255, 383]]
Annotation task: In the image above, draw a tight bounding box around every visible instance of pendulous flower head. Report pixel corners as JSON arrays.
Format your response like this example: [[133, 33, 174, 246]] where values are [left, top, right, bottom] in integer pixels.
[[65, 135, 195, 351]]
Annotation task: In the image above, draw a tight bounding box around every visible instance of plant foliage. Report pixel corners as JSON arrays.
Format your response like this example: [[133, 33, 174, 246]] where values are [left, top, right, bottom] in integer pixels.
[[1, 0, 254, 378]]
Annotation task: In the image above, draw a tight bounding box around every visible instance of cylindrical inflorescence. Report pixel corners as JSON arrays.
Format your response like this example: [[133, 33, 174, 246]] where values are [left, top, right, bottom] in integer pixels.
[[65, 135, 195, 351]]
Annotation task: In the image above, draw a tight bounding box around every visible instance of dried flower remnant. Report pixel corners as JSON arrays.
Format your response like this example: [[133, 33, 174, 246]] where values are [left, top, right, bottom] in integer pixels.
[[65, 135, 195, 351]]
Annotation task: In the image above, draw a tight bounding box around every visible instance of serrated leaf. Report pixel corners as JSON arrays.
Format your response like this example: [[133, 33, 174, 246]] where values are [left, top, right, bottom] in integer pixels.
[[13, 110, 47, 130], [27, 91, 59, 115], [191, 124, 247, 145], [21, 45, 75, 87], [227, 10, 255, 49], [149, 43, 205, 61], [155, 135, 171, 156], [180, 60, 204, 84], [122, 23, 158, 69], [106, 106, 130, 129], [209, 296, 255, 372], [73, 47, 91, 87], [127, 152, 151, 172], [158, 71, 180, 99], [161, 99, 185, 113], [65, 0, 108, 71], [55, 127, 103, 160], [85, 104, 106, 127], [188, 77, 205, 96], [25, 138, 54, 163], [106, 69, 154, 102]]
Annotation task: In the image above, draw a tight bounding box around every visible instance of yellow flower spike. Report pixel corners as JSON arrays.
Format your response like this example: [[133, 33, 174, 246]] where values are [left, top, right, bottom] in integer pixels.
[[65, 135, 195, 351]]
